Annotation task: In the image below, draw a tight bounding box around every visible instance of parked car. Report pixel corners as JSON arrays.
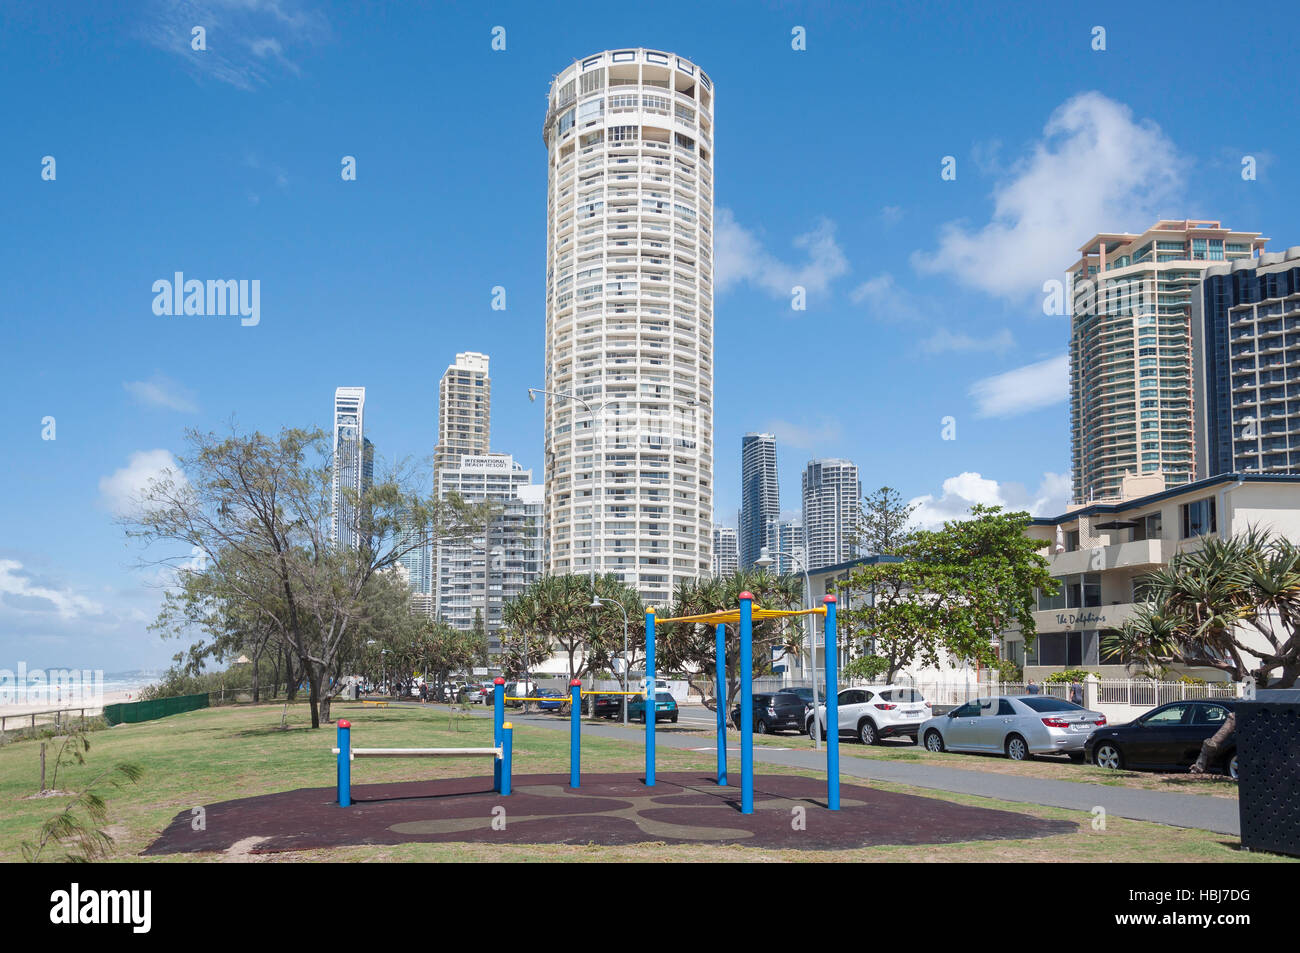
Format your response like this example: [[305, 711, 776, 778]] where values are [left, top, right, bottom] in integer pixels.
[[586, 694, 625, 718], [627, 692, 678, 723], [1084, 700, 1238, 777], [776, 686, 821, 707], [919, 695, 1107, 761], [806, 686, 931, 744], [528, 688, 566, 711], [731, 692, 808, 734]]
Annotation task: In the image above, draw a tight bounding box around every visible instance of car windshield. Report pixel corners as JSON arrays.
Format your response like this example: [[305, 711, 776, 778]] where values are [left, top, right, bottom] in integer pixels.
[[1019, 697, 1084, 713]]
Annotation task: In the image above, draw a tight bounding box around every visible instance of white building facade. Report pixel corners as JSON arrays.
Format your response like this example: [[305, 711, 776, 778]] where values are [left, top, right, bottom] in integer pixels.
[[331, 386, 373, 551], [711, 525, 738, 576], [801, 458, 861, 571], [541, 48, 715, 609], [436, 454, 543, 659]]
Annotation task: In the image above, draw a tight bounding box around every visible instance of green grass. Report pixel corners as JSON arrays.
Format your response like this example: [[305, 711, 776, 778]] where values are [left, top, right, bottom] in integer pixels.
[[0, 703, 1286, 863]]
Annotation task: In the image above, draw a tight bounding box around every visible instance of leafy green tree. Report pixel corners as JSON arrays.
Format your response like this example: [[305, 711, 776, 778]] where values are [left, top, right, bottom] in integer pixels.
[[658, 570, 803, 710], [502, 574, 642, 680], [126, 425, 494, 727], [841, 505, 1056, 682]]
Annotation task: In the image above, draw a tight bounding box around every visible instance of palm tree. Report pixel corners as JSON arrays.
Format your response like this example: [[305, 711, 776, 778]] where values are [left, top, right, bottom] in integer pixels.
[[501, 574, 642, 682], [659, 570, 804, 711], [1105, 528, 1300, 773]]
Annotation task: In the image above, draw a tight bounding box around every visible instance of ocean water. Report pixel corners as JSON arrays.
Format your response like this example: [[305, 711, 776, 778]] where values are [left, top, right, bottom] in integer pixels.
[[0, 667, 162, 707]]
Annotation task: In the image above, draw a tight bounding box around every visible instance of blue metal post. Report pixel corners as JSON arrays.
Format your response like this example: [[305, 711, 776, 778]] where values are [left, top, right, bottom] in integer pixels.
[[739, 591, 754, 814], [500, 722, 513, 796], [715, 622, 727, 786], [824, 596, 840, 811], [569, 678, 582, 788], [336, 719, 351, 807], [645, 608, 656, 786], [493, 676, 505, 793]]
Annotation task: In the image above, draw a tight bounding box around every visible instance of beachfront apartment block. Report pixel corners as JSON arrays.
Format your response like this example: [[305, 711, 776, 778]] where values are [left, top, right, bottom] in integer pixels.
[[1193, 245, 1300, 478], [541, 48, 716, 607], [1069, 220, 1267, 504], [999, 472, 1300, 680]]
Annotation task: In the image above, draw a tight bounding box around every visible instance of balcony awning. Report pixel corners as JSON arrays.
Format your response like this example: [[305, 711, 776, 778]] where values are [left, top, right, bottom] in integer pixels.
[[1093, 520, 1138, 529]]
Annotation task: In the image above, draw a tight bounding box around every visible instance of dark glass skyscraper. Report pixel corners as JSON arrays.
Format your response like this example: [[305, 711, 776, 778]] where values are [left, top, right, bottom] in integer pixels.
[[740, 433, 778, 569]]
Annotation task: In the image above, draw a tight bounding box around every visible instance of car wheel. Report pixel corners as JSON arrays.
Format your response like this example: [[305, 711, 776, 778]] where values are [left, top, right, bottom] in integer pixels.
[[1093, 742, 1123, 770], [670, 715, 678, 724], [859, 720, 878, 745], [924, 729, 945, 753], [1227, 751, 1239, 780], [1005, 734, 1031, 761], [755, 718, 769, 735]]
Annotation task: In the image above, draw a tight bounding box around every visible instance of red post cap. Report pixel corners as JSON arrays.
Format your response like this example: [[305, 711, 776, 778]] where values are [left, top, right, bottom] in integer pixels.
[[570, 678, 582, 686], [494, 676, 505, 685], [739, 591, 754, 600], [824, 595, 837, 604], [338, 719, 351, 728]]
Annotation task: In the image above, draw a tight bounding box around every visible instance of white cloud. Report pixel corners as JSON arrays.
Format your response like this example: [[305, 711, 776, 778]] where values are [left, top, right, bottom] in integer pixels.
[[969, 354, 1068, 418], [880, 205, 904, 227], [914, 92, 1186, 299], [762, 418, 842, 451], [921, 327, 1015, 355], [124, 373, 198, 412], [138, 0, 329, 91], [716, 209, 849, 299], [99, 450, 186, 518], [0, 560, 106, 621], [909, 472, 1071, 529]]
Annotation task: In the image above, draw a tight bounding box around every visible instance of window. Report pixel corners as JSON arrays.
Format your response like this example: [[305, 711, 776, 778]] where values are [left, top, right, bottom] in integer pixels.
[[1142, 703, 1191, 726], [951, 701, 981, 718], [1181, 497, 1217, 538], [1191, 704, 1230, 726], [997, 699, 1016, 716], [1020, 697, 1084, 712]]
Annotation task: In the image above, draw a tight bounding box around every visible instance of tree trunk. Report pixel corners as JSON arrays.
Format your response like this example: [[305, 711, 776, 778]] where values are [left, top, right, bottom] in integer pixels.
[[1191, 711, 1236, 774], [307, 665, 323, 728]]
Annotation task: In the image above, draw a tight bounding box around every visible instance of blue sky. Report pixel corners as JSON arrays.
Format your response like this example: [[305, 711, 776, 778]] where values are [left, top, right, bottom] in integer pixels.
[[2, 0, 1297, 669]]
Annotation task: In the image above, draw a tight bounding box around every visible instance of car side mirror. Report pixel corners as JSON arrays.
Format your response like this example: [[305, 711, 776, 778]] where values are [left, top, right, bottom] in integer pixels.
[[947, 710, 957, 718]]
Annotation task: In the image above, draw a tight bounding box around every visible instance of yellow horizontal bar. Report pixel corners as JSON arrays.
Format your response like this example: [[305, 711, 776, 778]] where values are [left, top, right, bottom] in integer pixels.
[[658, 605, 827, 625], [580, 690, 645, 696]]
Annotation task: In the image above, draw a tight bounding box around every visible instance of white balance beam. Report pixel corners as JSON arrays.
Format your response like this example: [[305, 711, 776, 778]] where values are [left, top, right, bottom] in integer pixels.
[[331, 747, 501, 758]]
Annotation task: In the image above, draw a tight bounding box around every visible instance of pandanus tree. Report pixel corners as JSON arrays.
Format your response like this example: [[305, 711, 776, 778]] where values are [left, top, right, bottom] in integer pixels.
[[1104, 528, 1300, 772], [658, 570, 804, 711], [501, 574, 643, 681]]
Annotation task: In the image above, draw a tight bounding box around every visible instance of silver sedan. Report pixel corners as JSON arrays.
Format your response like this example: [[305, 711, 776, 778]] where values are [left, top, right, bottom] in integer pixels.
[[918, 695, 1107, 761]]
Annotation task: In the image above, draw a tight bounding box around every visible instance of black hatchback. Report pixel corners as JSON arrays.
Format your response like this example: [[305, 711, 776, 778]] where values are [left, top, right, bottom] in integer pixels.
[[1084, 699, 1238, 776], [731, 693, 808, 734]]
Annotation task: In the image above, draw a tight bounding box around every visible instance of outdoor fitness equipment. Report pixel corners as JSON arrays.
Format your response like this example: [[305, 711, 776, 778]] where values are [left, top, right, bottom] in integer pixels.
[[333, 717, 513, 807], [548, 592, 841, 815]]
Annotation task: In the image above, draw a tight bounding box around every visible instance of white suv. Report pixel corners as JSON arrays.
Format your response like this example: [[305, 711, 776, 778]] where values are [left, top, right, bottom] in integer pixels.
[[806, 685, 931, 745]]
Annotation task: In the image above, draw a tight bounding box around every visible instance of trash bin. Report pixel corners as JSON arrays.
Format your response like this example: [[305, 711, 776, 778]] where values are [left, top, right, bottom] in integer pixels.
[[1237, 689, 1300, 858]]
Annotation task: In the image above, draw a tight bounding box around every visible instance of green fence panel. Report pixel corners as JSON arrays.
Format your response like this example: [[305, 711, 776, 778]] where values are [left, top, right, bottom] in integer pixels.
[[102, 692, 210, 726]]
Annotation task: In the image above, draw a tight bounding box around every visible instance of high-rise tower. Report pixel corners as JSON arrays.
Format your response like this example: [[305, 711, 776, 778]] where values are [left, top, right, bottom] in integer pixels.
[[740, 432, 778, 568], [541, 48, 715, 606], [1070, 221, 1265, 502], [801, 458, 860, 570], [331, 386, 373, 551], [434, 352, 491, 481]]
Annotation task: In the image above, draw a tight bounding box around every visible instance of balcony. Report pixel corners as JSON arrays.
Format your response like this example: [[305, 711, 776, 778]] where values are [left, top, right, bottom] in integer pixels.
[[1044, 537, 1168, 575]]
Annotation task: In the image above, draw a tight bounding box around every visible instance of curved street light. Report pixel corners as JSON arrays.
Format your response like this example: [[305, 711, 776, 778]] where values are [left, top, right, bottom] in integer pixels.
[[590, 595, 631, 725]]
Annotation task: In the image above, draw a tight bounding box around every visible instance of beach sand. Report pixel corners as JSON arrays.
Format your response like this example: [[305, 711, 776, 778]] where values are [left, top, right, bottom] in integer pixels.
[[0, 689, 137, 722]]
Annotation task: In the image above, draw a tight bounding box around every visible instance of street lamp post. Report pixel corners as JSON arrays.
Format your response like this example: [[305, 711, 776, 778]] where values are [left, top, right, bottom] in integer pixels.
[[591, 595, 630, 725], [755, 545, 822, 750]]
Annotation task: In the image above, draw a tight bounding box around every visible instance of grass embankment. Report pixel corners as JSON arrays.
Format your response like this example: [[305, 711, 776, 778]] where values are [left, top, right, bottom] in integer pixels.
[[0, 703, 1280, 863]]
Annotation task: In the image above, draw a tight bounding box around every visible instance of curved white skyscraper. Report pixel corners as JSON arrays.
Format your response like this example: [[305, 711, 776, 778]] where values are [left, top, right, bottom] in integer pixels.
[[541, 48, 715, 606]]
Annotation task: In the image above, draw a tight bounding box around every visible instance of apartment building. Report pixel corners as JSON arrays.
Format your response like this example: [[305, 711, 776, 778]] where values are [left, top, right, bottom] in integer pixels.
[[1194, 246, 1300, 477], [434, 352, 491, 482], [1001, 472, 1300, 679], [801, 458, 861, 570], [541, 48, 715, 607], [331, 386, 374, 551], [1069, 220, 1266, 502], [711, 525, 738, 576], [740, 432, 778, 568]]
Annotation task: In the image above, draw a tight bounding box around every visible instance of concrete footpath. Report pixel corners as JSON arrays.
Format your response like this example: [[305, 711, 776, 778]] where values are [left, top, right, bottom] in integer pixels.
[[506, 710, 1242, 837]]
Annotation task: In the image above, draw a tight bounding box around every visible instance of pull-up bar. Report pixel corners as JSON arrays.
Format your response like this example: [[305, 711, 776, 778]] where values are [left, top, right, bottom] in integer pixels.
[[541, 595, 841, 815]]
